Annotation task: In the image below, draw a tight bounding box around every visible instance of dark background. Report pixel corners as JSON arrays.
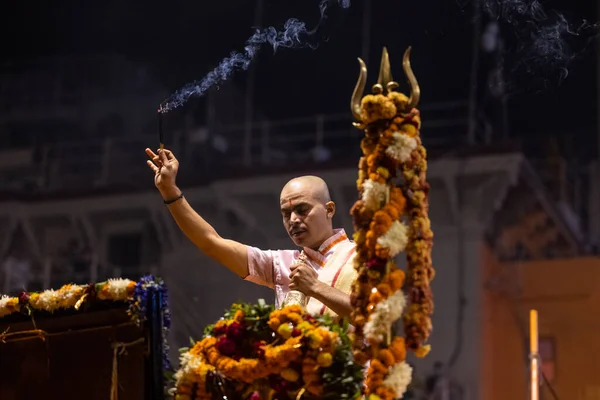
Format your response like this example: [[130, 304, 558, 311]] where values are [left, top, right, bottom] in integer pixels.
[[2, 0, 596, 151]]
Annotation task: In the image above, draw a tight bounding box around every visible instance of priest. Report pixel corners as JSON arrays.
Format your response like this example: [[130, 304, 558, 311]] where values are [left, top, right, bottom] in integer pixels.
[[145, 147, 357, 319]]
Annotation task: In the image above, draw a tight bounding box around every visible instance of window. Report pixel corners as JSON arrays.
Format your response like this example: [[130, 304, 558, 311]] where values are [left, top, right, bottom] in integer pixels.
[[539, 337, 556, 383]]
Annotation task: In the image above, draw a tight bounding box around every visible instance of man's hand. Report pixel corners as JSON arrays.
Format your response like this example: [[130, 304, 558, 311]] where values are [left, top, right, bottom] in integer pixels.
[[289, 261, 322, 296], [145, 148, 181, 200], [290, 261, 353, 318]]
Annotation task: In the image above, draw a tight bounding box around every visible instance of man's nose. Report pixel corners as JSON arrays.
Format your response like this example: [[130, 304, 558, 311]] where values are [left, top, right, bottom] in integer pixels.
[[290, 211, 301, 223]]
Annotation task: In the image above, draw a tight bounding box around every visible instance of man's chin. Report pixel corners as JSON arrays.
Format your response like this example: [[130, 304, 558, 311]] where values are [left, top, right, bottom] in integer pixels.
[[290, 235, 308, 248]]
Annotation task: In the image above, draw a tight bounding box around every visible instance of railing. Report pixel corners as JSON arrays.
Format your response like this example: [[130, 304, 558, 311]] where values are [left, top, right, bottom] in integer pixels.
[[0, 100, 470, 193]]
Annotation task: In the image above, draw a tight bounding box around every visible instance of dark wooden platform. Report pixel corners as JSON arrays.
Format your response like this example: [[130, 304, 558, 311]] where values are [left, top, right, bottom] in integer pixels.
[[0, 304, 146, 400]]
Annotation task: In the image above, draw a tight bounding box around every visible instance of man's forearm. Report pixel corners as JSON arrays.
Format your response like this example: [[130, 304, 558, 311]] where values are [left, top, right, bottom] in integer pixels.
[[161, 186, 220, 252], [160, 186, 249, 277], [309, 281, 353, 318]]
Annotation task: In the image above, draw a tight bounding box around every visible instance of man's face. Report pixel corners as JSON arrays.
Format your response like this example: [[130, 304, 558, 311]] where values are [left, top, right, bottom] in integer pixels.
[[280, 182, 333, 249]]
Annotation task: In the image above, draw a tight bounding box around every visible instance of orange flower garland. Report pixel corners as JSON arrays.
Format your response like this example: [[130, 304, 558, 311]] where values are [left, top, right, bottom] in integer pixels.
[[349, 47, 434, 400], [173, 303, 363, 400], [401, 135, 435, 353]]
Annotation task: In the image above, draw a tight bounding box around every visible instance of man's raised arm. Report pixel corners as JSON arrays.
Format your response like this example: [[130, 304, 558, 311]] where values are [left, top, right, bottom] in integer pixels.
[[145, 148, 249, 278]]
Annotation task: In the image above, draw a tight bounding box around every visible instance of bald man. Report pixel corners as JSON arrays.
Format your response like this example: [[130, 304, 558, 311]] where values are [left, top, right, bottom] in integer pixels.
[[145, 148, 357, 318]]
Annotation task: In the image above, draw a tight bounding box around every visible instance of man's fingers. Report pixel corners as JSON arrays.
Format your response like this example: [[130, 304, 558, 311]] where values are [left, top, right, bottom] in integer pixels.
[[146, 160, 159, 173], [147, 148, 164, 167], [162, 149, 176, 161], [158, 149, 168, 163], [145, 148, 157, 159]]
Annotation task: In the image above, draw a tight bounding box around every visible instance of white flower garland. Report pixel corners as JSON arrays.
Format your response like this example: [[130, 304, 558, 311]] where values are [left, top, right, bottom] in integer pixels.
[[377, 220, 409, 257], [362, 179, 388, 210], [383, 361, 413, 398], [385, 132, 417, 163], [363, 290, 406, 343], [103, 278, 135, 300], [0, 295, 18, 318]]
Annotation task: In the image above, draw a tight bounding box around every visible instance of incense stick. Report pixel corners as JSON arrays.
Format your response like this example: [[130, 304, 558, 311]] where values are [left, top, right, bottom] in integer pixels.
[[158, 107, 164, 151]]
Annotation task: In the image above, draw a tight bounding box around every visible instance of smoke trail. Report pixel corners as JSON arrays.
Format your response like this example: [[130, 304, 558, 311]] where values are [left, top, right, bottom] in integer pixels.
[[160, 0, 350, 113], [480, 0, 597, 84]]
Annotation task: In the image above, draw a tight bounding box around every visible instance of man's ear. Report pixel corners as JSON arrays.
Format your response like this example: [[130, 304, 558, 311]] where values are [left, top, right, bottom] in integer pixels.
[[325, 201, 336, 219]]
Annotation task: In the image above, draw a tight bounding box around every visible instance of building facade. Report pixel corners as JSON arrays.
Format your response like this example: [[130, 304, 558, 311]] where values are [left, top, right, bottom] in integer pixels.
[[2, 148, 588, 398]]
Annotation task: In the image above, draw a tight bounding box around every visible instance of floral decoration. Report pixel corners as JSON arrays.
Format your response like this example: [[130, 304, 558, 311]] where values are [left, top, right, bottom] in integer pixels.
[[172, 300, 363, 400], [0, 275, 172, 373], [349, 55, 435, 399]]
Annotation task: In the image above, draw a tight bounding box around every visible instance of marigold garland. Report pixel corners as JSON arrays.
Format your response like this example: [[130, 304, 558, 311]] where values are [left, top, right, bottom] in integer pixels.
[[0, 276, 173, 392], [0, 278, 137, 319], [349, 49, 434, 400], [172, 301, 363, 400]]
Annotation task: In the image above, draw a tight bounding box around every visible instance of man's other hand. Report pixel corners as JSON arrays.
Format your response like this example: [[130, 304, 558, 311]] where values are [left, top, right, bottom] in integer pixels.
[[289, 261, 320, 296]]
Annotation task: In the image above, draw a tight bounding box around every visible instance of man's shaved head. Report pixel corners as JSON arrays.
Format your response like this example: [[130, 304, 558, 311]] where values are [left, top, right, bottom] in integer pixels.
[[280, 175, 331, 204], [279, 175, 336, 250]]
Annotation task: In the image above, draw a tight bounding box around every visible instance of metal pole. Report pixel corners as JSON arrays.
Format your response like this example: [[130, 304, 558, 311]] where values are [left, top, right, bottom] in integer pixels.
[[243, 0, 265, 166], [529, 310, 539, 400]]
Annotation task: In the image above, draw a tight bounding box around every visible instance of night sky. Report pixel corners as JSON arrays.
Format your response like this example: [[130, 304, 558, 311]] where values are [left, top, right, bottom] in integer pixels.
[[2, 0, 597, 156]]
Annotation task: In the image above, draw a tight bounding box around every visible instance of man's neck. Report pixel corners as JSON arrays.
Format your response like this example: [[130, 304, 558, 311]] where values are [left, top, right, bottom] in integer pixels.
[[306, 228, 337, 251]]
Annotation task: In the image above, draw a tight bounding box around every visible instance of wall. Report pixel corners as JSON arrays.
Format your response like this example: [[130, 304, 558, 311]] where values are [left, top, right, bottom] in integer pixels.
[[482, 246, 600, 400], [0, 153, 529, 395]]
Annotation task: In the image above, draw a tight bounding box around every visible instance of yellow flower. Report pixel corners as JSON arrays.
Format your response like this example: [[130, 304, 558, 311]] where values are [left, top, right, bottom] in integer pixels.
[[296, 321, 313, 332], [415, 344, 431, 358], [368, 395, 382, 400], [277, 323, 293, 339], [307, 332, 322, 349], [281, 368, 300, 382], [316, 353, 333, 368]]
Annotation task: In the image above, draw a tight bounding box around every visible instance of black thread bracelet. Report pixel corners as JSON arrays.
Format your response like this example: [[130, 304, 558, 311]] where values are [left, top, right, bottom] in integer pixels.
[[163, 192, 184, 205]]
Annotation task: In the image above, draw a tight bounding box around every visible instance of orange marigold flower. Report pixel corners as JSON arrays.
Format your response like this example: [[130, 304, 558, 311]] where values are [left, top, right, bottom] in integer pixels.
[[369, 173, 386, 184], [387, 91, 409, 113], [376, 283, 391, 296], [369, 290, 384, 305], [365, 373, 384, 391], [281, 367, 300, 382], [360, 94, 397, 124], [353, 350, 369, 365], [268, 317, 281, 331], [370, 359, 387, 374], [389, 269, 405, 291], [377, 349, 395, 367], [375, 386, 396, 400], [234, 310, 245, 322], [390, 337, 407, 362], [416, 344, 431, 358]]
